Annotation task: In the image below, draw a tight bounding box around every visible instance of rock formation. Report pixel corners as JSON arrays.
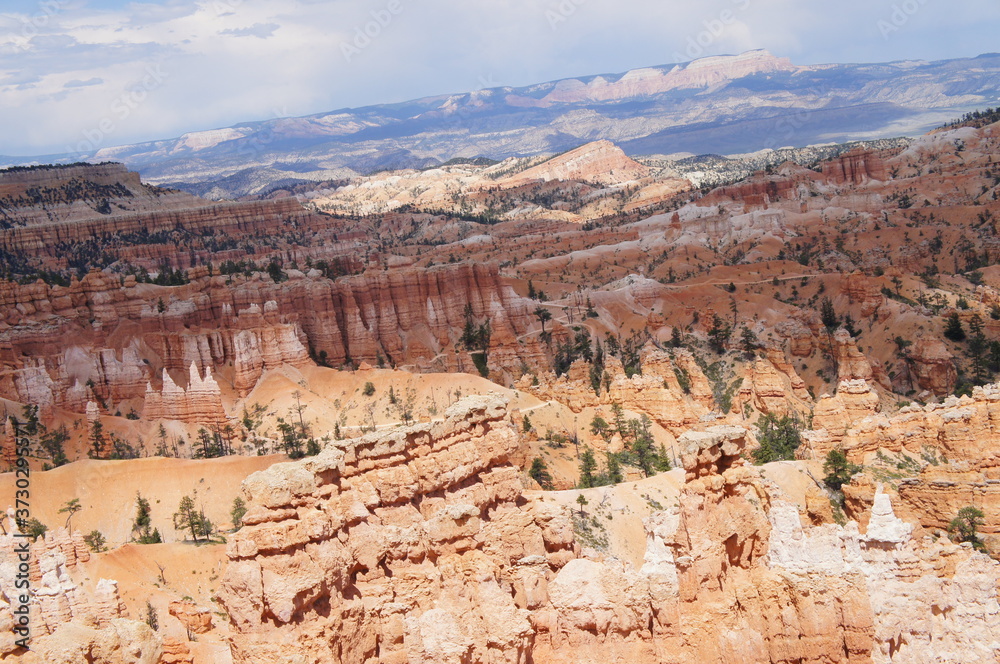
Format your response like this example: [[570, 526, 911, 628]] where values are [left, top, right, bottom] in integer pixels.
[[909, 336, 958, 396], [218, 394, 575, 664], [0, 261, 538, 408], [809, 382, 1000, 535], [822, 149, 889, 185], [735, 354, 810, 417], [0, 513, 161, 662], [499, 140, 650, 187], [142, 362, 226, 425], [218, 397, 1000, 663], [840, 271, 887, 318], [515, 347, 713, 430], [802, 379, 881, 457]]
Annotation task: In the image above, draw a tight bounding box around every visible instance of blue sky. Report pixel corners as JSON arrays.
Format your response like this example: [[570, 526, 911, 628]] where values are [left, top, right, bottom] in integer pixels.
[[2, 0, 999, 156]]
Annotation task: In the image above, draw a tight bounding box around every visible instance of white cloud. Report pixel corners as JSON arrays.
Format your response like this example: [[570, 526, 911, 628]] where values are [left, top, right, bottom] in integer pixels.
[[219, 22, 278, 38]]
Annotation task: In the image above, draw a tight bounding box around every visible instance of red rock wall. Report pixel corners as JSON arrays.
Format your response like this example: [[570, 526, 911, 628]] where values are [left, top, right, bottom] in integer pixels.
[[0, 262, 536, 409]]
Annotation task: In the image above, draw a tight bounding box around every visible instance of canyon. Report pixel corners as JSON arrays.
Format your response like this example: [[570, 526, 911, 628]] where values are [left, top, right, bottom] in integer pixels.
[[2, 105, 1000, 663]]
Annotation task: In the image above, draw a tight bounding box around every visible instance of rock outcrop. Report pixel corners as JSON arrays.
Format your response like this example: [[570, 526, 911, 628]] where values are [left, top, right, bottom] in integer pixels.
[[909, 336, 958, 396], [0, 261, 537, 407], [803, 379, 882, 457], [516, 347, 713, 431], [797, 379, 1000, 542], [218, 394, 575, 664], [735, 354, 810, 417], [822, 149, 889, 185], [218, 396, 1000, 663], [142, 362, 225, 425], [840, 271, 887, 319], [499, 140, 650, 187], [0, 514, 160, 662]]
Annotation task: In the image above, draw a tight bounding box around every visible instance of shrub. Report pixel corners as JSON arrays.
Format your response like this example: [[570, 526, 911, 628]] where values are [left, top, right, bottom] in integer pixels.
[[83, 530, 107, 553], [19, 517, 47, 540]]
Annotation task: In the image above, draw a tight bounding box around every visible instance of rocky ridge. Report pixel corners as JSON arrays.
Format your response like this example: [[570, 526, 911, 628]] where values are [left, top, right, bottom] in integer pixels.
[[217, 396, 1000, 663], [0, 262, 539, 418]]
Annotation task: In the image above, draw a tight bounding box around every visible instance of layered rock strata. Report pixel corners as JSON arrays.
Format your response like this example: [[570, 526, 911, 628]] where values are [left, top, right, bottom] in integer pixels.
[[516, 346, 713, 431], [0, 514, 161, 662], [0, 261, 537, 408], [142, 362, 226, 425], [218, 394, 575, 664], [219, 397, 1000, 663]]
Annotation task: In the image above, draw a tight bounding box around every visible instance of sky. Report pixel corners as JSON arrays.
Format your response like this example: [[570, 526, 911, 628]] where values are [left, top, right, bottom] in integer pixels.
[[1, 0, 999, 156]]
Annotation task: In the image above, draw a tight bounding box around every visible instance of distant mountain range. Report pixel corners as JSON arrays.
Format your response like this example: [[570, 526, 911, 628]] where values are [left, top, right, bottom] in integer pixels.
[[6, 49, 1000, 199]]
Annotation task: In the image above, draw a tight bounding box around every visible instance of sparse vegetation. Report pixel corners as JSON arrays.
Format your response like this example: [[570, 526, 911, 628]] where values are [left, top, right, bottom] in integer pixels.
[[529, 457, 554, 489], [751, 414, 803, 464], [948, 506, 987, 552], [83, 530, 107, 553]]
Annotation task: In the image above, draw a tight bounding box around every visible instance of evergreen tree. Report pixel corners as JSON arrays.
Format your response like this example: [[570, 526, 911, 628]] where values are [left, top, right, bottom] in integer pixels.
[[173, 494, 212, 543], [89, 420, 107, 459], [944, 312, 966, 342], [133, 492, 162, 544], [578, 447, 598, 489], [822, 449, 861, 491], [752, 414, 803, 464], [529, 457, 554, 490], [58, 498, 82, 531], [655, 443, 673, 472], [610, 403, 627, 438], [708, 313, 731, 353], [231, 497, 248, 530], [820, 297, 839, 331], [949, 506, 986, 552], [740, 326, 759, 358], [967, 314, 989, 384], [670, 326, 683, 348], [589, 415, 611, 441], [605, 452, 623, 484], [628, 415, 656, 477], [83, 530, 107, 553]]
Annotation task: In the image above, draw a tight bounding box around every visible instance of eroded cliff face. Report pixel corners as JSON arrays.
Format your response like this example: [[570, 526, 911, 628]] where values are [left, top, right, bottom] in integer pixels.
[[0, 514, 161, 663], [218, 394, 575, 664], [218, 397, 1000, 664], [807, 382, 1000, 537], [515, 346, 714, 431], [0, 261, 537, 416]]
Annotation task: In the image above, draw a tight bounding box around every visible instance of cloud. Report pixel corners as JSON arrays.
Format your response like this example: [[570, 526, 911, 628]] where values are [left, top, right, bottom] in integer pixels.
[[2, 0, 1000, 155], [64, 77, 104, 88], [220, 22, 278, 38]]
